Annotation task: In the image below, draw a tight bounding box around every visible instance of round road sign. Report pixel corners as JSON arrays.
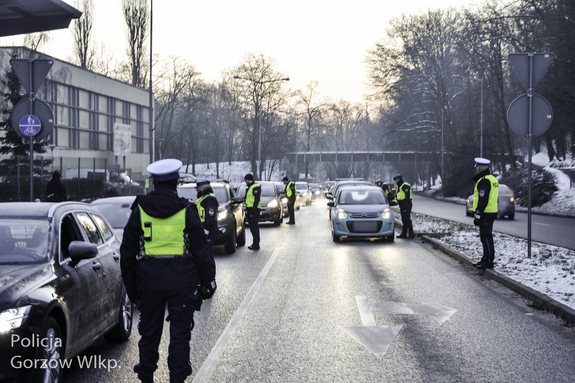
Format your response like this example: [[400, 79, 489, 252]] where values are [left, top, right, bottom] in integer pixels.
[[507, 93, 553, 137]]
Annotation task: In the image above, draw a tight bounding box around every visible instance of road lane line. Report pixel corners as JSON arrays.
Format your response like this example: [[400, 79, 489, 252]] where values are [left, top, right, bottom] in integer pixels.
[[535, 223, 550, 226], [193, 231, 291, 383]]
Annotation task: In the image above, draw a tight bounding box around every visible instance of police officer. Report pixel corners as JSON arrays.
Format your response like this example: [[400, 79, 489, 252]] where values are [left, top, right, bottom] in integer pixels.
[[394, 174, 414, 238], [195, 178, 219, 256], [282, 176, 296, 225], [243, 173, 261, 250], [472, 157, 499, 269], [375, 179, 393, 201], [46, 170, 67, 202], [120, 159, 216, 383]]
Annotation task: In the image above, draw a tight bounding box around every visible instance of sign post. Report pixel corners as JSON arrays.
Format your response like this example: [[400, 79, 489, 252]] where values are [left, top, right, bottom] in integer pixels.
[[507, 52, 554, 258]]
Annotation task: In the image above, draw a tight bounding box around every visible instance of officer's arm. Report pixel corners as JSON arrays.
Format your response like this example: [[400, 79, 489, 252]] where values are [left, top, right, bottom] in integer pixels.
[[185, 208, 216, 284], [253, 185, 262, 207], [291, 183, 296, 196], [475, 178, 491, 213], [119, 208, 142, 302], [204, 199, 218, 230]]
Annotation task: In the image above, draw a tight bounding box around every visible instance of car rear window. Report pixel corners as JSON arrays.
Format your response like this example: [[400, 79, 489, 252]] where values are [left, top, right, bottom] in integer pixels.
[[0, 220, 50, 264]]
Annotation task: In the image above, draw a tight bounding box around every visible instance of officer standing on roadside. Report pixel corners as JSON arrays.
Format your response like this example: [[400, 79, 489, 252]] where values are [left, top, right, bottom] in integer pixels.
[[472, 157, 499, 269], [243, 173, 261, 250], [282, 176, 296, 225], [120, 159, 216, 383], [394, 174, 414, 238], [195, 178, 219, 257]]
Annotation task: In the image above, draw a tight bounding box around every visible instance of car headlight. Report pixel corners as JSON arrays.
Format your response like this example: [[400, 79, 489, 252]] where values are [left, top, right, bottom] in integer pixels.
[[315, 191, 320, 195], [510, 197, 515, 203], [282, 198, 288, 204], [0, 306, 31, 333], [337, 209, 348, 219], [267, 199, 279, 208], [217, 210, 228, 221], [382, 208, 391, 220]]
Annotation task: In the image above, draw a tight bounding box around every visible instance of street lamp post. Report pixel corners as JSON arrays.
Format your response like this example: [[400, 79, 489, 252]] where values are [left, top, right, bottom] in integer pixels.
[[233, 75, 289, 179], [453, 75, 484, 157]]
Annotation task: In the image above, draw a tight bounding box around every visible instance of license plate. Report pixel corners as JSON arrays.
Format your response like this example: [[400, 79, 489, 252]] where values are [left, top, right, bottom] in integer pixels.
[[352, 221, 378, 233]]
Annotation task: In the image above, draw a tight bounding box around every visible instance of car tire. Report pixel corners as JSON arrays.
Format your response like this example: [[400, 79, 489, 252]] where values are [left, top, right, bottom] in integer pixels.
[[508, 213, 515, 220], [105, 287, 133, 342], [236, 226, 246, 247], [332, 230, 340, 243], [33, 316, 64, 383], [224, 226, 237, 254]]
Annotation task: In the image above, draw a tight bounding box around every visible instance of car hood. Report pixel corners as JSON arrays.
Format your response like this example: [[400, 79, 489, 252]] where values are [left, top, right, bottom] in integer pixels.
[[336, 204, 390, 212], [0, 263, 52, 309]]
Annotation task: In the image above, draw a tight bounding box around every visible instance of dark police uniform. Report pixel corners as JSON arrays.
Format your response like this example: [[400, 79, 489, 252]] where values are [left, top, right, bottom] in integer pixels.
[[394, 175, 414, 238], [283, 177, 296, 224], [472, 157, 499, 269], [46, 171, 67, 202], [120, 159, 216, 383], [195, 179, 219, 251], [243, 173, 261, 250]]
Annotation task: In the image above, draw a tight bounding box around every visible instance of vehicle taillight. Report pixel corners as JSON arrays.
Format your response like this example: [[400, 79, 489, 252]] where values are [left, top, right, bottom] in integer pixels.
[[510, 197, 514, 203]]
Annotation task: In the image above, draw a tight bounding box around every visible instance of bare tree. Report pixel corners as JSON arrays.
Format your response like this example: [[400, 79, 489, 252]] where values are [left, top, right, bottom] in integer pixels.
[[122, 0, 148, 87], [72, 0, 95, 70], [23, 32, 51, 58]]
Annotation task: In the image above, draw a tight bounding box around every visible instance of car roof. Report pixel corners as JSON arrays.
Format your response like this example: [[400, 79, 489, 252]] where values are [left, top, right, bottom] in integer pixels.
[[0, 201, 96, 219], [177, 181, 229, 189], [90, 196, 136, 205], [337, 185, 381, 192]]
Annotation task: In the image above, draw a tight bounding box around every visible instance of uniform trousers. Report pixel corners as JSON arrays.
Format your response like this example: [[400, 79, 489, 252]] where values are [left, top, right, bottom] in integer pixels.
[[479, 217, 495, 264], [135, 289, 195, 381], [246, 207, 260, 247], [287, 200, 295, 223]]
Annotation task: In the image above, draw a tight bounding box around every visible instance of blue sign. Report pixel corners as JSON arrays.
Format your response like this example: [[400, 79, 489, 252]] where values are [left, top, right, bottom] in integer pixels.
[[19, 114, 41, 137]]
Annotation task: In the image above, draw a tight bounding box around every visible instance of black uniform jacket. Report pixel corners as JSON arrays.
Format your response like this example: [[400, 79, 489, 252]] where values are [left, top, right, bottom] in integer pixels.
[[200, 192, 219, 242], [472, 168, 497, 220], [120, 185, 215, 302], [46, 179, 67, 202]]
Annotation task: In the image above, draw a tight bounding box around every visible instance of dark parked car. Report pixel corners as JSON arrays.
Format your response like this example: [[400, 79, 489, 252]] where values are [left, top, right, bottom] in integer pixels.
[[177, 181, 246, 253], [0, 202, 132, 383], [236, 181, 284, 226], [465, 183, 515, 219], [90, 195, 136, 238]]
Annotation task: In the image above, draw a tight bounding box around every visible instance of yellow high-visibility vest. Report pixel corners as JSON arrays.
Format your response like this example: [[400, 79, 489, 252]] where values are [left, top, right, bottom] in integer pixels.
[[196, 193, 216, 222], [139, 206, 186, 256], [244, 183, 261, 208], [473, 175, 498, 213]]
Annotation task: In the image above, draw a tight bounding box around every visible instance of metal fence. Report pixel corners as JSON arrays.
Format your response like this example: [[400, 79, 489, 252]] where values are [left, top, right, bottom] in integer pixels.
[[0, 155, 147, 202]]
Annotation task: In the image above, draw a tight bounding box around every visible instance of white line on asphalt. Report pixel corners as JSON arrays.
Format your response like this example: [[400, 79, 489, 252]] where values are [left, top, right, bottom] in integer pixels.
[[535, 223, 550, 226], [193, 231, 291, 383]]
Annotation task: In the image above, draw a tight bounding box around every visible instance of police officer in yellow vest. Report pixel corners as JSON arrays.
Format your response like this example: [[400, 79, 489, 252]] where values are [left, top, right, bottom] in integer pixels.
[[472, 157, 499, 269], [195, 178, 219, 256], [394, 174, 414, 238], [282, 176, 296, 224], [243, 173, 261, 250], [120, 159, 216, 383], [375, 179, 393, 200]]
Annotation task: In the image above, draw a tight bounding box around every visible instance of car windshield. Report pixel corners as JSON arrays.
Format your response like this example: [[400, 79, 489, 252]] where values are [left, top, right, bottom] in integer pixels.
[[0, 219, 50, 264], [338, 190, 386, 205], [177, 185, 229, 204], [91, 201, 133, 229], [236, 183, 276, 197]]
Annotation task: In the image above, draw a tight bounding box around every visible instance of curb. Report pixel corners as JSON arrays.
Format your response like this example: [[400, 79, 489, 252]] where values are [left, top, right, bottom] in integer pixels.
[[419, 233, 575, 325]]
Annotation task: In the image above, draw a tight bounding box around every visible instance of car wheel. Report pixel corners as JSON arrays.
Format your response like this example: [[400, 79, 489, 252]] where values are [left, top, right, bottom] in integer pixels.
[[224, 226, 237, 253], [332, 230, 340, 243], [105, 287, 133, 342], [236, 226, 246, 247], [508, 213, 515, 220], [33, 316, 64, 383]]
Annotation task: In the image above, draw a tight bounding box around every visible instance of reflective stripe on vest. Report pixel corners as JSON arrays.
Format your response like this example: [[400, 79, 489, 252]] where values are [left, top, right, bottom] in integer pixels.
[[245, 183, 261, 208], [473, 175, 499, 213], [396, 182, 412, 201], [139, 206, 186, 256], [196, 193, 216, 222], [286, 181, 295, 198]]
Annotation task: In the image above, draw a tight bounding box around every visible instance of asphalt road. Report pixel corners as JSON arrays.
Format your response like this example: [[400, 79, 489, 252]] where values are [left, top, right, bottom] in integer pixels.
[[62, 199, 575, 383], [411, 194, 575, 250]]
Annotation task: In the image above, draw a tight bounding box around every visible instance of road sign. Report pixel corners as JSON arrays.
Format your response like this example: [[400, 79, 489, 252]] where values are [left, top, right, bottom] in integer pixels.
[[10, 59, 54, 94], [507, 94, 553, 137], [19, 115, 41, 137], [10, 99, 54, 140], [508, 53, 554, 91]]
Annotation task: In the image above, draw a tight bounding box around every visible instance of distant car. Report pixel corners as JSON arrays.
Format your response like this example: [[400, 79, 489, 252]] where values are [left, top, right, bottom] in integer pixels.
[[295, 182, 312, 206], [177, 181, 246, 253], [90, 195, 136, 239], [327, 185, 395, 242], [308, 183, 322, 199], [0, 202, 132, 382], [465, 183, 515, 219], [236, 181, 284, 226]]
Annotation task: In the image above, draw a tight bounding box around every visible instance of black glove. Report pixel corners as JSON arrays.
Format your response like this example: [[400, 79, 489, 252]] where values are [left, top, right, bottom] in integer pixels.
[[473, 210, 481, 226], [201, 280, 217, 300]]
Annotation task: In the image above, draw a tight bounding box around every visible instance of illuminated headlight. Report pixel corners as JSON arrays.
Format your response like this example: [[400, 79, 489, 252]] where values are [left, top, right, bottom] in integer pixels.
[[282, 198, 288, 204], [267, 199, 279, 208], [510, 197, 515, 203], [0, 306, 31, 333], [315, 191, 320, 195], [337, 209, 348, 219], [217, 210, 228, 221], [381, 208, 391, 220]]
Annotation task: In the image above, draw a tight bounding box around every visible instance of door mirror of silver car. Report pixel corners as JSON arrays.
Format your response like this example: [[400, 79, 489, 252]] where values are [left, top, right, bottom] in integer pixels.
[[327, 201, 335, 207]]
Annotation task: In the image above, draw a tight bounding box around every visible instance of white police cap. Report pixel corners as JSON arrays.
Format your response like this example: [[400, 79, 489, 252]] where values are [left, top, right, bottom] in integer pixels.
[[147, 158, 182, 181], [474, 157, 491, 166]]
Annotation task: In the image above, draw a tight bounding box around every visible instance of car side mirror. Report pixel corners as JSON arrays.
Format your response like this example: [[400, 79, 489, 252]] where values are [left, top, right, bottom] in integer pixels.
[[234, 197, 243, 204], [68, 241, 98, 261], [326, 194, 333, 200], [327, 201, 335, 207], [389, 200, 398, 206]]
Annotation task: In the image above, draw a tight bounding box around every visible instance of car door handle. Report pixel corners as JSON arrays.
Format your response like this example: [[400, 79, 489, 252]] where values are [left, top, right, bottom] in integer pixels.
[[92, 262, 102, 270], [113, 253, 120, 262]]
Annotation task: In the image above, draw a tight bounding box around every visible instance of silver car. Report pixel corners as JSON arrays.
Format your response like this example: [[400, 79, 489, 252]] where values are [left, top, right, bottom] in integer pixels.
[[465, 183, 515, 219]]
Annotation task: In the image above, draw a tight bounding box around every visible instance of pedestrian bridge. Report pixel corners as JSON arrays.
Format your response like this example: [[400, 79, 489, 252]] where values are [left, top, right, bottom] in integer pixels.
[[285, 151, 434, 163]]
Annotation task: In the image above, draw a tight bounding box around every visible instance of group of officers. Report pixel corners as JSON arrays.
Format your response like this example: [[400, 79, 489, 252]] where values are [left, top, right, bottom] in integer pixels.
[[119, 156, 497, 382]]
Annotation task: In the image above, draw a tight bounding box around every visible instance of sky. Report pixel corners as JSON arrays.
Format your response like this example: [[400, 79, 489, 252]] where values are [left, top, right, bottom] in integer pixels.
[[1, 0, 479, 103]]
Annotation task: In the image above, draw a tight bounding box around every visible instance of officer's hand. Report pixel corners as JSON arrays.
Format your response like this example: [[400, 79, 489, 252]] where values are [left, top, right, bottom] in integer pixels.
[[201, 280, 217, 300], [473, 218, 480, 226], [474, 210, 481, 221]]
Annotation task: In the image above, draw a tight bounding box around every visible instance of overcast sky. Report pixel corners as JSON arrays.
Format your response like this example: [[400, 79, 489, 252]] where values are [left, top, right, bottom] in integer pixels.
[[1, 0, 479, 103]]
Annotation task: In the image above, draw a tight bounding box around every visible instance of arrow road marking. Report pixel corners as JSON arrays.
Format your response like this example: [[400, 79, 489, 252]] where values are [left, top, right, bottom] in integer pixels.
[[339, 296, 457, 359]]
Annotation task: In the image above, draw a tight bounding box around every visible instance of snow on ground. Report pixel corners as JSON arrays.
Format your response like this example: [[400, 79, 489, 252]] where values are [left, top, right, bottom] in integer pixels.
[[404, 212, 575, 311]]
